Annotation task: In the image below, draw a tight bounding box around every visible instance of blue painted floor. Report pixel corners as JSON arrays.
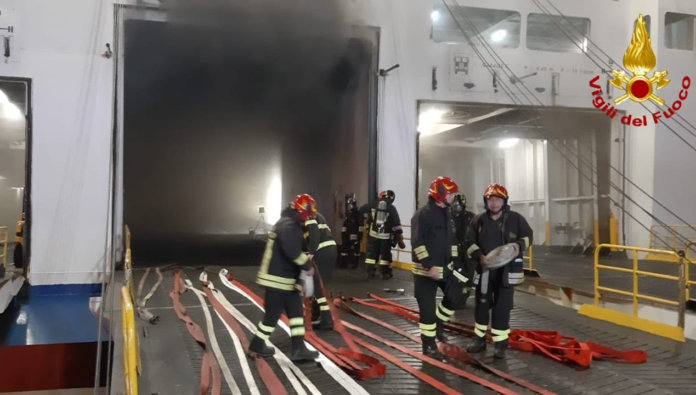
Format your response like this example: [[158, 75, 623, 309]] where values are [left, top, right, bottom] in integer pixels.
[[0, 289, 105, 346]]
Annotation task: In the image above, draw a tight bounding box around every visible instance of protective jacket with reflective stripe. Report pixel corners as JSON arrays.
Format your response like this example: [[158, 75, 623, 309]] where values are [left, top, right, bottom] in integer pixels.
[[465, 208, 533, 262], [304, 212, 336, 254], [358, 203, 373, 234], [342, 208, 360, 244], [410, 198, 461, 279], [368, 200, 402, 240], [257, 207, 311, 291]]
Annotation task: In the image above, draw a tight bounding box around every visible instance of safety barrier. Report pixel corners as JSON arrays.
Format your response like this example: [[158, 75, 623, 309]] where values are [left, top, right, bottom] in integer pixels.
[[646, 224, 696, 262], [391, 225, 412, 271], [0, 227, 7, 271], [121, 225, 139, 394], [523, 246, 539, 277], [578, 244, 687, 342]]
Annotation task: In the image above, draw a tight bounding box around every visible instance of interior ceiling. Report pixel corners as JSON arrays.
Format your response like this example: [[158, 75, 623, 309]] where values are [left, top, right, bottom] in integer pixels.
[[419, 101, 609, 147]]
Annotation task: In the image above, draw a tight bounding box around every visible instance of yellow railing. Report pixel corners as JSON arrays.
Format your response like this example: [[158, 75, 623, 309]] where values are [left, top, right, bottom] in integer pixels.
[[687, 242, 696, 304], [0, 227, 7, 270], [578, 244, 687, 342], [647, 224, 696, 262], [121, 225, 139, 394], [523, 246, 533, 268], [392, 225, 412, 271], [121, 286, 139, 395]]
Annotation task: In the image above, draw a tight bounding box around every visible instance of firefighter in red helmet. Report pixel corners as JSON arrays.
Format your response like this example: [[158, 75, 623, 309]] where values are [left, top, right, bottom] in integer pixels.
[[303, 207, 338, 330], [248, 194, 319, 362], [365, 190, 404, 279], [411, 177, 469, 359], [465, 184, 533, 359]]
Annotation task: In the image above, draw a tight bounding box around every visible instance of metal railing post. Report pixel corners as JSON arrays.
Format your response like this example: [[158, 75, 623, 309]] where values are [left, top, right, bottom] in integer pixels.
[[687, 242, 696, 302], [633, 251, 639, 317], [594, 244, 602, 306], [678, 251, 687, 329]]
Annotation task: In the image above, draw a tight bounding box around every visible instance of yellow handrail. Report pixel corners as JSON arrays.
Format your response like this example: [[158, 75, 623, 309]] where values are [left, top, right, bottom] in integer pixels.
[[524, 245, 533, 270], [579, 243, 687, 341], [121, 224, 139, 394], [121, 286, 138, 395], [0, 227, 7, 270]]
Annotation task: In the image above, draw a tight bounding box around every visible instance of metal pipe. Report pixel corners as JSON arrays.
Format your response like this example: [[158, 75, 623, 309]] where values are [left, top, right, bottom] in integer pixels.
[[679, 251, 686, 329], [633, 252, 638, 317]]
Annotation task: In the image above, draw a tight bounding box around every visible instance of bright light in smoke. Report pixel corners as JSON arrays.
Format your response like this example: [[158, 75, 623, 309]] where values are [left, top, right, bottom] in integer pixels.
[[0, 89, 22, 120], [431, 10, 440, 22], [4, 103, 22, 120], [418, 109, 445, 135], [491, 29, 507, 42], [266, 175, 282, 224], [499, 138, 519, 148]]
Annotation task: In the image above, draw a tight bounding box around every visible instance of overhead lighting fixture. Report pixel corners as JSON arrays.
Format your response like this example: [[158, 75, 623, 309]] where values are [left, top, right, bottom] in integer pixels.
[[499, 138, 520, 148], [491, 29, 507, 43], [0, 175, 5, 180], [431, 10, 440, 22]]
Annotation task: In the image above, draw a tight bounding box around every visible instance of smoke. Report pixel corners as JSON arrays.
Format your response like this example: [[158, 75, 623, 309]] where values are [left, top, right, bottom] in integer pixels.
[[124, 0, 370, 258], [128, 0, 361, 129]]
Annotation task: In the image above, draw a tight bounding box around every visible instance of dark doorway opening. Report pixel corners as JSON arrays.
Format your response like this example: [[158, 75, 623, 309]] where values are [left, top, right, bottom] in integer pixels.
[[121, 17, 379, 265]]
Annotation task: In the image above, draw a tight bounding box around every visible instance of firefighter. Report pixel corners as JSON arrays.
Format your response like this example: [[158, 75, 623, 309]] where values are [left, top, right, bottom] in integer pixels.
[[13, 212, 25, 269], [358, 197, 375, 264], [465, 184, 533, 359], [248, 194, 319, 362], [365, 190, 405, 279], [411, 177, 468, 359], [340, 198, 361, 269], [451, 193, 476, 309], [304, 209, 338, 330]]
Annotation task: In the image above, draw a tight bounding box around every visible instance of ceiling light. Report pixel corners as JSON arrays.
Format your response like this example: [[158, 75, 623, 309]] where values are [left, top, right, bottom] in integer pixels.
[[491, 29, 507, 42], [0, 175, 5, 180], [4, 103, 22, 120], [499, 138, 519, 148], [431, 10, 440, 22]]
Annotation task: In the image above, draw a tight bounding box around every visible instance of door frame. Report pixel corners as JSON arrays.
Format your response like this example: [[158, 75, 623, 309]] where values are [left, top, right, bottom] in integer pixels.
[[0, 76, 33, 279]]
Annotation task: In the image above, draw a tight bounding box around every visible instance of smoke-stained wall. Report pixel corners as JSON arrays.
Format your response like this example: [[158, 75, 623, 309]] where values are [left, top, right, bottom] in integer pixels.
[[123, 1, 375, 262]]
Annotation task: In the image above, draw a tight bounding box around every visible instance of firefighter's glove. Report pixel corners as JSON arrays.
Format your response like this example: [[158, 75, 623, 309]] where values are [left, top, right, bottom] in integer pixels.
[[395, 233, 406, 249]]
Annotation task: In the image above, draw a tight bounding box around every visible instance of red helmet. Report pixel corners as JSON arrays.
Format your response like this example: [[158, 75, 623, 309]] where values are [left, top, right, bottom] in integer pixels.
[[429, 177, 459, 203], [483, 183, 508, 207], [291, 194, 317, 222], [378, 190, 395, 203]]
